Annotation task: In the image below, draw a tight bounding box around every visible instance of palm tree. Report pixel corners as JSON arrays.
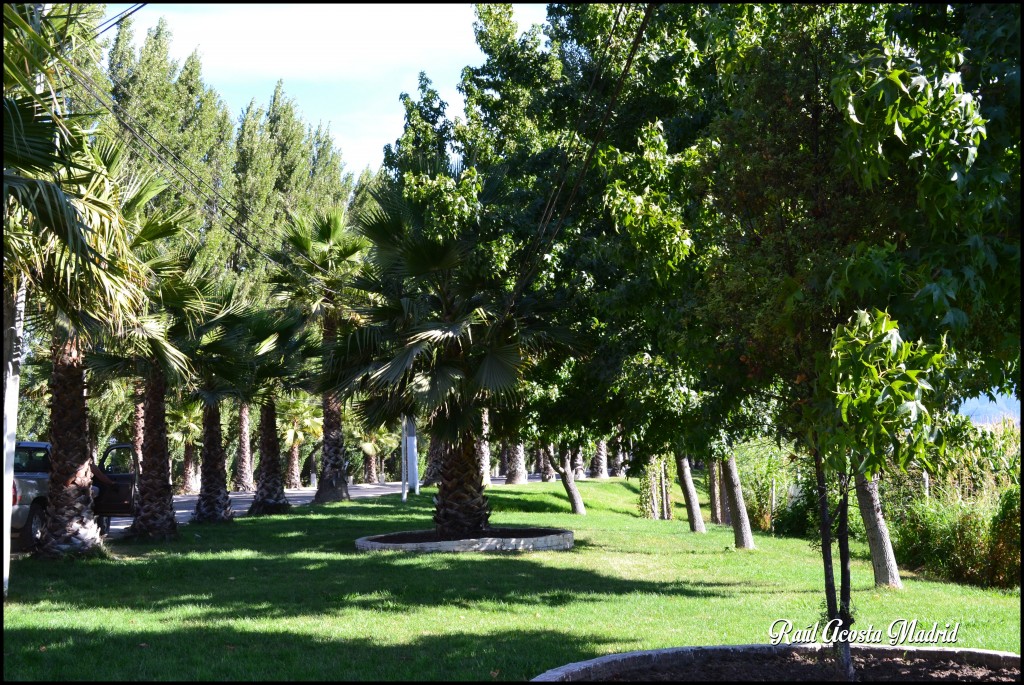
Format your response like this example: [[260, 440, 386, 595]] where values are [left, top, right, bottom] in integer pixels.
[[168, 396, 202, 494], [278, 391, 322, 489], [5, 6, 151, 567], [271, 208, 365, 504], [326, 170, 569, 539]]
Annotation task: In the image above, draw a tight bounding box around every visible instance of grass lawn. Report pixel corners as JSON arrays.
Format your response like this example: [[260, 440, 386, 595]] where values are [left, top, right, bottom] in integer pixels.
[[3, 477, 1019, 680]]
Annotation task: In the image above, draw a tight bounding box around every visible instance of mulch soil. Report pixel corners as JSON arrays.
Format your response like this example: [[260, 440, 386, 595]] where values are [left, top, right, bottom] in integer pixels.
[[368, 527, 564, 544], [600, 650, 1021, 682]]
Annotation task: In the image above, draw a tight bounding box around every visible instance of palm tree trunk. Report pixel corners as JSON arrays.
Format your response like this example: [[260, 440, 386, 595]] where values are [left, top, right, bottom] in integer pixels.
[[4, 278, 28, 596], [193, 400, 233, 523], [132, 379, 145, 475], [504, 443, 528, 485], [232, 401, 255, 491], [572, 444, 586, 480], [314, 389, 349, 502], [363, 440, 379, 484], [553, 446, 586, 515], [285, 429, 302, 489], [708, 457, 722, 524], [476, 408, 492, 487], [127, 365, 177, 540], [497, 442, 509, 478], [538, 445, 554, 482], [182, 441, 200, 494], [434, 431, 491, 538], [855, 472, 903, 588], [420, 435, 445, 486], [723, 455, 754, 549], [249, 397, 291, 516], [675, 455, 706, 533], [590, 439, 609, 478], [38, 334, 102, 557]]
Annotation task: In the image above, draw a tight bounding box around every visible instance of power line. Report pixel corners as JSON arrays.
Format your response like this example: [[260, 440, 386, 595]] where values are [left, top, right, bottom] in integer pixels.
[[64, 66, 342, 297], [94, 3, 146, 38]]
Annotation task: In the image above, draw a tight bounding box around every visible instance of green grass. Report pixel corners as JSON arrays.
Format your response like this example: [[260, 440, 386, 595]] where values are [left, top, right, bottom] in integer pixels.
[[3, 478, 1019, 681]]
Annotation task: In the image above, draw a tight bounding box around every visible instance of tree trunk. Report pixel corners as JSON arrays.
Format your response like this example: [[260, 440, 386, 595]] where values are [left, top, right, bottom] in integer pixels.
[[193, 400, 233, 523], [285, 429, 302, 489], [476, 408, 492, 487], [504, 443, 528, 485], [126, 365, 177, 540], [363, 438, 378, 484], [314, 389, 349, 502], [232, 401, 255, 492], [723, 455, 754, 549], [434, 431, 491, 538], [572, 444, 586, 480], [553, 446, 586, 515], [661, 460, 672, 519], [719, 459, 733, 525], [708, 456, 722, 524], [420, 434, 445, 487], [182, 441, 200, 494], [675, 455, 706, 533], [540, 444, 556, 482], [497, 442, 510, 478], [249, 397, 291, 516], [610, 436, 626, 477], [132, 379, 145, 475], [590, 440, 609, 478], [855, 472, 903, 588], [813, 447, 839, 626], [38, 334, 103, 557], [4, 278, 27, 596], [837, 476, 855, 681]]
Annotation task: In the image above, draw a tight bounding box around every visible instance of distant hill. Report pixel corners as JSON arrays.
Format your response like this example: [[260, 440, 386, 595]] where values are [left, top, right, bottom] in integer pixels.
[[959, 393, 1021, 425]]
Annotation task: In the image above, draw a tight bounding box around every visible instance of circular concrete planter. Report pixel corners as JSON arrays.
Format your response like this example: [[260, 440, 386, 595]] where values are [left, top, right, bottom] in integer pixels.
[[355, 527, 573, 553], [530, 643, 1021, 681]]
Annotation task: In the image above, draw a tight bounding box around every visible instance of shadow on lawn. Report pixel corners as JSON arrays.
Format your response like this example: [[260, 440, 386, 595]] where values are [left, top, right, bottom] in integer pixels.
[[3, 624, 625, 681]]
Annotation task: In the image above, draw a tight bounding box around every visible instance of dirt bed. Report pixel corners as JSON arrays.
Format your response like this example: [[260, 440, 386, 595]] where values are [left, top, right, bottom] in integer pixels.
[[600, 650, 1021, 682]]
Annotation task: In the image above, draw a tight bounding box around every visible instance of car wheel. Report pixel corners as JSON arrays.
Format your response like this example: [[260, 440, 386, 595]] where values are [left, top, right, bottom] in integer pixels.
[[17, 501, 46, 550]]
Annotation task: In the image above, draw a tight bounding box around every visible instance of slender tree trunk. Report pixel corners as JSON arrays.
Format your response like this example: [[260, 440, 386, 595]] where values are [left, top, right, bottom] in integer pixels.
[[249, 397, 291, 516], [38, 334, 102, 557], [708, 456, 722, 524], [813, 447, 839, 628], [675, 455, 706, 533], [855, 472, 903, 588], [434, 431, 491, 538], [182, 441, 200, 494], [591, 440, 609, 478], [420, 434, 445, 487], [610, 435, 626, 477], [504, 443, 528, 485], [541, 444, 556, 482], [723, 455, 754, 549], [314, 389, 349, 502], [4, 278, 27, 596], [476, 408, 492, 487], [232, 401, 255, 491], [285, 431, 302, 489], [127, 365, 177, 540], [719, 459, 733, 525], [661, 460, 672, 519], [837, 476, 855, 681], [193, 400, 233, 523], [553, 446, 586, 515]]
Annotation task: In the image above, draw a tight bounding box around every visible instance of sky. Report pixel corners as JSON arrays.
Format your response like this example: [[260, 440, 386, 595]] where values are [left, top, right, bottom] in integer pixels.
[[100, 3, 550, 175]]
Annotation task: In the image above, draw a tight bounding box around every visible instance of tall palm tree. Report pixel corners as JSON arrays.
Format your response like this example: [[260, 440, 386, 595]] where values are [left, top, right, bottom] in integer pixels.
[[326, 171, 569, 539], [168, 395, 203, 494], [270, 208, 365, 503], [278, 391, 322, 489]]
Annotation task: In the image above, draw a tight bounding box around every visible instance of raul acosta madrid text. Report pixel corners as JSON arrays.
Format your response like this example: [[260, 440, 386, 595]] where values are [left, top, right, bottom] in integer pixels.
[[769, 619, 961, 646]]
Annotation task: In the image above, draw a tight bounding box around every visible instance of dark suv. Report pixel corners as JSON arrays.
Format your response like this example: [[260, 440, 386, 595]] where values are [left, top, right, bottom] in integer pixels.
[[12, 441, 140, 547]]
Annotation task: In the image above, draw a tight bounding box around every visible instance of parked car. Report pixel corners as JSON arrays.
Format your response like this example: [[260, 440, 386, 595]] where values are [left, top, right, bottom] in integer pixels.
[[12, 441, 140, 548]]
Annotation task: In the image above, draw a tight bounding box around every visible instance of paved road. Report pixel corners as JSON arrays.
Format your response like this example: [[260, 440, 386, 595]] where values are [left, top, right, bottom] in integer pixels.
[[106, 475, 543, 537]]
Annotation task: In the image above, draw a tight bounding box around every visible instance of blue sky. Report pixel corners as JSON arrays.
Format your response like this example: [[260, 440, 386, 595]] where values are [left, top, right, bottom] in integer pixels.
[[101, 3, 549, 175]]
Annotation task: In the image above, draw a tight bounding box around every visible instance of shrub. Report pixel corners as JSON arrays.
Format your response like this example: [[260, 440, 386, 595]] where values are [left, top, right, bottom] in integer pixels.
[[891, 498, 994, 586], [989, 485, 1021, 588]]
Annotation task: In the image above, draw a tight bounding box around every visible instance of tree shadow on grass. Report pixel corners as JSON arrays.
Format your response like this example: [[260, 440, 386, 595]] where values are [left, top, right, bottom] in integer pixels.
[[2, 624, 626, 681]]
